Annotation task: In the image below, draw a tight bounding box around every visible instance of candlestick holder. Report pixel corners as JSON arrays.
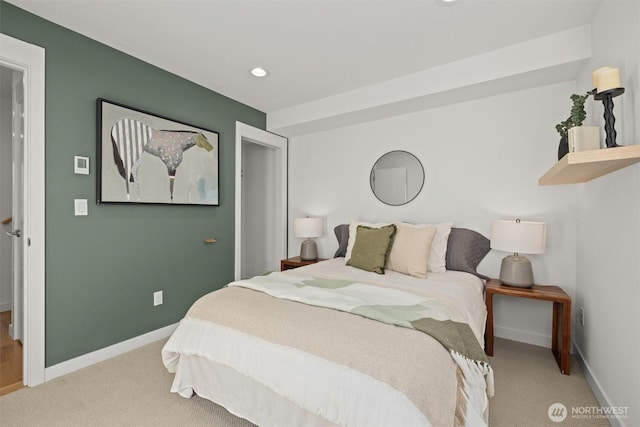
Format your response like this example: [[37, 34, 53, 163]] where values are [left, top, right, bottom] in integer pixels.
[[594, 87, 625, 148]]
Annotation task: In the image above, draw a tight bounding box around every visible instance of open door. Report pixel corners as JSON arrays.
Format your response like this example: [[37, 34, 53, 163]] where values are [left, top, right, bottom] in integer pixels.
[[0, 66, 25, 395], [9, 74, 25, 342]]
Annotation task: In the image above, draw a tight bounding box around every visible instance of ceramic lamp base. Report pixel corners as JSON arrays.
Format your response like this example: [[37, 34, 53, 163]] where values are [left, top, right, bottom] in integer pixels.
[[300, 239, 318, 261], [499, 255, 534, 288]]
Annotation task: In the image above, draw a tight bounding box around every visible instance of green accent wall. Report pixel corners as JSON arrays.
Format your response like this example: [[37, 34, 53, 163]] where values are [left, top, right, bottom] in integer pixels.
[[1, 2, 266, 366]]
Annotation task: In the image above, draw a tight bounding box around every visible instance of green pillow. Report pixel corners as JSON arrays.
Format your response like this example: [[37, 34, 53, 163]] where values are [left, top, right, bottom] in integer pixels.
[[347, 224, 397, 274]]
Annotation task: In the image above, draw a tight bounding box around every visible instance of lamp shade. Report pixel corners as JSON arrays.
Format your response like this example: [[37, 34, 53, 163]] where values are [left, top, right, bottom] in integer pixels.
[[293, 217, 323, 238], [490, 219, 546, 255]]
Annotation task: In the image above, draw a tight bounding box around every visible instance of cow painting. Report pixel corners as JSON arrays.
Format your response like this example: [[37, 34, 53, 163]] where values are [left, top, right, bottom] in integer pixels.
[[110, 118, 214, 202]]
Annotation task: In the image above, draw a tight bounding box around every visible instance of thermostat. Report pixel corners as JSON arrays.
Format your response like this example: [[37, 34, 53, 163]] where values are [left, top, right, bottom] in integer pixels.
[[74, 156, 90, 175]]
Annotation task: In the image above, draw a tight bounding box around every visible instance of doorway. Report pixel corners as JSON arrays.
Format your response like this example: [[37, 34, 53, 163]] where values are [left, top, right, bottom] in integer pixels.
[[0, 64, 24, 395], [234, 122, 287, 280], [0, 33, 46, 388]]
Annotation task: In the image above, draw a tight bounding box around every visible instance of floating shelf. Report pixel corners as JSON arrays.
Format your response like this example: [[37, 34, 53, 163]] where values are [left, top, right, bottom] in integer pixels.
[[539, 145, 640, 185]]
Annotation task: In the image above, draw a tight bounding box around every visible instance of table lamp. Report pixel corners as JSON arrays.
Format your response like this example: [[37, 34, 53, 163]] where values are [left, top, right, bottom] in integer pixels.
[[490, 219, 547, 288], [294, 217, 323, 260]]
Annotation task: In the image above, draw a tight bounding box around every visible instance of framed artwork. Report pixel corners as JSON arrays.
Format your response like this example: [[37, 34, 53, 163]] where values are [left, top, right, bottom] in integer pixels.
[[97, 98, 219, 206]]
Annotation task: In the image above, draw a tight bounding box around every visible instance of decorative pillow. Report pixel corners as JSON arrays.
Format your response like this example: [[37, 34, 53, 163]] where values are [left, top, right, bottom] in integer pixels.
[[345, 221, 392, 262], [445, 228, 490, 279], [386, 223, 437, 278], [333, 224, 350, 258], [426, 222, 454, 273], [346, 225, 397, 274]]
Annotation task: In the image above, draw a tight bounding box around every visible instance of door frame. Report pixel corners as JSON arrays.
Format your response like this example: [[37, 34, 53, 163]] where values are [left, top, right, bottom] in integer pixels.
[[0, 33, 46, 387], [235, 122, 287, 280]]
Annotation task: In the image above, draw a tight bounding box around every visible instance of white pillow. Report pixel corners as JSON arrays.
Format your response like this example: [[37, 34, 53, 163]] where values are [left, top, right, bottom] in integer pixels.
[[386, 223, 437, 278], [345, 220, 392, 262], [425, 222, 453, 273]]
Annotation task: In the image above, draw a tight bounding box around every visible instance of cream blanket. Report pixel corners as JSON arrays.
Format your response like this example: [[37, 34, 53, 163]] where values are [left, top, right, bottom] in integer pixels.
[[229, 272, 492, 372], [163, 271, 491, 426]]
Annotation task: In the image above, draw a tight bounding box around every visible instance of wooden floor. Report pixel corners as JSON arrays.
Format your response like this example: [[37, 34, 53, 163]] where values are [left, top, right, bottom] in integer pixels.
[[0, 311, 23, 396]]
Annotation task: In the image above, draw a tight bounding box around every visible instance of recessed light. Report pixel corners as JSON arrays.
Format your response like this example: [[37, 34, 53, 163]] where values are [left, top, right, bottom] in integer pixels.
[[250, 67, 268, 78], [435, 0, 460, 5]]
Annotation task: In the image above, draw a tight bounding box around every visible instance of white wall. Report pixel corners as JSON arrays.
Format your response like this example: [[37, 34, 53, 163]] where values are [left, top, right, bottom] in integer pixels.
[[0, 71, 13, 312], [283, 3, 639, 422], [574, 1, 639, 424], [288, 82, 578, 347]]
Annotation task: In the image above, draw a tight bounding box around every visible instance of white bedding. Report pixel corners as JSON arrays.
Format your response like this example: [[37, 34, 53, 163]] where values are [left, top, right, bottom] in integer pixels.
[[163, 258, 489, 426]]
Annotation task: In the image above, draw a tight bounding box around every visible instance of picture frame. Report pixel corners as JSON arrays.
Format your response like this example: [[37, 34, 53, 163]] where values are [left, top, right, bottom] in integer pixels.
[[96, 98, 219, 206]]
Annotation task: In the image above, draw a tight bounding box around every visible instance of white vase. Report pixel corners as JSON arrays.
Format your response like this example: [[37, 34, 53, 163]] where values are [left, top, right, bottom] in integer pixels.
[[568, 126, 600, 152]]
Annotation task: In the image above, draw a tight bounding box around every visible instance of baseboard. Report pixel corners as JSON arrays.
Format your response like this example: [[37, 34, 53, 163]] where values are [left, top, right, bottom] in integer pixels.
[[44, 322, 178, 382], [0, 301, 11, 312], [494, 325, 551, 348], [573, 342, 626, 427]]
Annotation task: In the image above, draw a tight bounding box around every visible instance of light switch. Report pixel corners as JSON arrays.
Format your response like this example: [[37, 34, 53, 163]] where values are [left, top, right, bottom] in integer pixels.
[[74, 199, 88, 216]]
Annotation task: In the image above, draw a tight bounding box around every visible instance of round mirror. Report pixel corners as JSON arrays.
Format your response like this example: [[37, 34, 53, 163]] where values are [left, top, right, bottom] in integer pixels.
[[370, 151, 424, 206]]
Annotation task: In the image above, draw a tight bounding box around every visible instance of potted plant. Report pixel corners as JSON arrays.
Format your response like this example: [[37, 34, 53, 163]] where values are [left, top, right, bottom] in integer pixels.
[[555, 90, 595, 160]]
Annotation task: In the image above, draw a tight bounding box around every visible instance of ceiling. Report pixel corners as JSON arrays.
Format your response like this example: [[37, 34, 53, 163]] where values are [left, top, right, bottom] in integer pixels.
[[6, 0, 600, 114]]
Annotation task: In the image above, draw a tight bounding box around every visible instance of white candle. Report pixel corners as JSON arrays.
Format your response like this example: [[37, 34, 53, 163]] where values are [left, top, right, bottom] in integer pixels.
[[592, 66, 612, 89], [596, 67, 621, 93]]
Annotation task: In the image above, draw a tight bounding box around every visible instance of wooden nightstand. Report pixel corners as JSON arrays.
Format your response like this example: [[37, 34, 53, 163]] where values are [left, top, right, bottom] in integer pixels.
[[280, 256, 327, 271], [485, 279, 572, 375]]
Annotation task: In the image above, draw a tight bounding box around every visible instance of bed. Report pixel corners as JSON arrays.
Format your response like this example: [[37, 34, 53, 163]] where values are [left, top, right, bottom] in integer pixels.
[[162, 223, 494, 427]]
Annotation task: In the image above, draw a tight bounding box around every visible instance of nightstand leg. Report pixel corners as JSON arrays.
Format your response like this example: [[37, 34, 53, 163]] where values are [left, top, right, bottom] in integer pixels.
[[486, 291, 494, 356], [561, 301, 571, 375], [552, 302, 559, 355], [552, 301, 571, 375]]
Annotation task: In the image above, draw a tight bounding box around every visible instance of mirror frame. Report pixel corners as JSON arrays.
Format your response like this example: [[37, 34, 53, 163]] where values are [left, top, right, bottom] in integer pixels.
[[370, 150, 425, 206]]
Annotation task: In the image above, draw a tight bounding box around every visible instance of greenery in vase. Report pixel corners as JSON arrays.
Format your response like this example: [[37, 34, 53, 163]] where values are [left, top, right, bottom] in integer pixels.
[[555, 90, 595, 138]]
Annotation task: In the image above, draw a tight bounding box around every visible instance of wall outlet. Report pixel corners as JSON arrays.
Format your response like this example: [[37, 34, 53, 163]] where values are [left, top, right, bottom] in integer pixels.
[[153, 291, 163, 306], [580, 307, 585, 326]]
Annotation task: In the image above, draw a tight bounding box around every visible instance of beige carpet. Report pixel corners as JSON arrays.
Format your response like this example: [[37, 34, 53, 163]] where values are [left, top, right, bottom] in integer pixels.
[[0, 337, 608, 426], [488, 339, 609, 427]]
